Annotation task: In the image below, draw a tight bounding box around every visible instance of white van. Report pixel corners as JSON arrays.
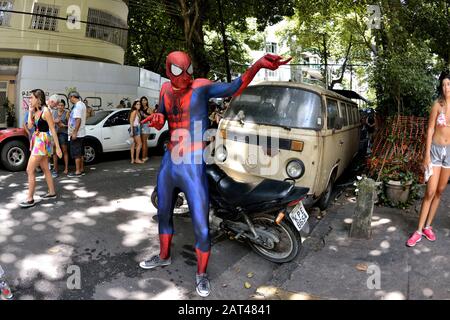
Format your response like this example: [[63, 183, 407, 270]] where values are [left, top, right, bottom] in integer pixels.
[[214, 82, 360, 209], [15, 55, 166, 126]]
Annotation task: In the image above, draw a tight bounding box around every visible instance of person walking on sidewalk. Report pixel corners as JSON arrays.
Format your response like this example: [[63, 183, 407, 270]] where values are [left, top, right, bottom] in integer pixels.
[[67, 91, 87, 178], [407, 72, 450, 247], [129, 99, 144, 164], [20, 89, 62, 208]]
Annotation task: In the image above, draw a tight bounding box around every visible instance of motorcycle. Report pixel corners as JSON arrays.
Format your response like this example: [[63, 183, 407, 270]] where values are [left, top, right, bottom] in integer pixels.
[[151, 164, 310, 263]]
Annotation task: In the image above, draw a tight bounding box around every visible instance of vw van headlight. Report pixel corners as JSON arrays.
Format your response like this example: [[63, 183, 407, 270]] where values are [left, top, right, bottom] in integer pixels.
[[216, 145, 227, 162], [286, 160, 305, 179]]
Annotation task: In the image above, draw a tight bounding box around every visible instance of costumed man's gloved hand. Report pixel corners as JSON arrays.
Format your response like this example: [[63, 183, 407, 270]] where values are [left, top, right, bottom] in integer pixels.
[[255, 54, 292, 70], [233, 54, 293, 97], [141, 113, 165, 131]]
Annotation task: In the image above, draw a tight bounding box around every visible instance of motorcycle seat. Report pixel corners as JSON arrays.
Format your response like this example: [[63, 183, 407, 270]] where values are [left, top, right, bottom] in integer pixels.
[[206, 164, 295, 206]]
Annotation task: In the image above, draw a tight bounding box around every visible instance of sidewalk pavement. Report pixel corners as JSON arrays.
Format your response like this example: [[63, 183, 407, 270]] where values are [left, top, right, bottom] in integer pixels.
[[254, 187, 450, 300]]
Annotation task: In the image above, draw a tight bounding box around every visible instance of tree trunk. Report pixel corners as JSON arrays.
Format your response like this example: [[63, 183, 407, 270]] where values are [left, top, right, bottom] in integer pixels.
[[216, 0, 231, 82], [322, 33, 328, 87], [154, 47, 167, 75], [329, 35, 353, 90], [177, 0, 210, 78]]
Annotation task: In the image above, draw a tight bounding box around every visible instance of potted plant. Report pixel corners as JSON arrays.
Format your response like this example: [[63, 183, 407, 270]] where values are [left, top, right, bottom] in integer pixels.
[[381, 157, 415, 206]]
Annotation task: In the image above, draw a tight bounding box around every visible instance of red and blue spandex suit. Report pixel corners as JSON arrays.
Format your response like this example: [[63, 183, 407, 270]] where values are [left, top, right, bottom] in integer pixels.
[[142, 51, 290, 275]]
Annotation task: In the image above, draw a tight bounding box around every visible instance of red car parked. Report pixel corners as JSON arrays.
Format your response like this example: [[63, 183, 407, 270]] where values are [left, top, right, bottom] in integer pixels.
[[0, 128, 29, 171]]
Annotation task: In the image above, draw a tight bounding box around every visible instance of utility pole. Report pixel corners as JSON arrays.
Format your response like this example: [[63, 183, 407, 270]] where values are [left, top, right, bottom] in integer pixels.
[[216, 0, 231, 82]]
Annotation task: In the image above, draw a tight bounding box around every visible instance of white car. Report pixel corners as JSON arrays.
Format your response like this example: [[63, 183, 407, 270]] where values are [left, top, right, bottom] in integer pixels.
[[83, 108, 169, 164]]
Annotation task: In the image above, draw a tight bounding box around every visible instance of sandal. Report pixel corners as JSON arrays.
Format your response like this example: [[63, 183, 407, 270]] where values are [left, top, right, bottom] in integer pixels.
[[42, 193, 57, 200], [20, 199, 35, 208]]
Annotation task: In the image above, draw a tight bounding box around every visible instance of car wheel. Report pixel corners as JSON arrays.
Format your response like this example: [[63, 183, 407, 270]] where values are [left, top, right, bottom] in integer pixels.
[[83, 140, 100, 164], [1, 140, 29, 171]]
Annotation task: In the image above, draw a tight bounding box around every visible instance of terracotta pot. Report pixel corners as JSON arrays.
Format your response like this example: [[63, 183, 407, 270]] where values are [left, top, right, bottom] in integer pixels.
[[385, 180, 413, 205]]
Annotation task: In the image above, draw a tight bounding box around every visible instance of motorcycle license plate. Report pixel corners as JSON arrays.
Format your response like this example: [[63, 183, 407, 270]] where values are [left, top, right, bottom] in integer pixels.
[[289, 202, 309, 231]]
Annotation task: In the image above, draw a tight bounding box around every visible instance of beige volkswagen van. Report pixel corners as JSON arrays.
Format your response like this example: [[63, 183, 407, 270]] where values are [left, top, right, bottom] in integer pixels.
[[214, 82, 360, 209]]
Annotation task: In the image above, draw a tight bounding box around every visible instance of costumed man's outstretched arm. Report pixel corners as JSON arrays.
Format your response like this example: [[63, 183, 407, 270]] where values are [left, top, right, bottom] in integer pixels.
[[203, 54, 292, 99], [141, 54, 291, 128]]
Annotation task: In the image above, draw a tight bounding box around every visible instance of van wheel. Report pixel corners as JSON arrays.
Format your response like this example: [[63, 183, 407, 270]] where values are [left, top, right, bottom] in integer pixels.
[[317, 173, 336, 210], [1, 140, 29, 171]]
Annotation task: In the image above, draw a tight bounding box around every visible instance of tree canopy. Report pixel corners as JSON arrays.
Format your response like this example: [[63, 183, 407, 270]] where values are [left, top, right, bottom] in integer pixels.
[[125, 0, 294, 79], [124, 0, 449, 116]]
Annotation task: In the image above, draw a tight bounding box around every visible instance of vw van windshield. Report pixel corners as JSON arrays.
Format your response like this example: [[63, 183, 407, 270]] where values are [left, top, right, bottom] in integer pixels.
[[224, 86, 323, 130]]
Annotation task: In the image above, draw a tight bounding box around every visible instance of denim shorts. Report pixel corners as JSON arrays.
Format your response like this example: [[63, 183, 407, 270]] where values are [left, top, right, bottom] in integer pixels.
[[431, 142, 450, 168], [133, 126, 141, 136], [141, 124, 151, 135], [58, 133, 68, 146]]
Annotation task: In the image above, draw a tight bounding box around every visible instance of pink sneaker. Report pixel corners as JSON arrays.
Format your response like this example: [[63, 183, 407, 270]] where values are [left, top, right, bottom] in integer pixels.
[[422, 226, 436, 241], [406, 231, 422, 247]]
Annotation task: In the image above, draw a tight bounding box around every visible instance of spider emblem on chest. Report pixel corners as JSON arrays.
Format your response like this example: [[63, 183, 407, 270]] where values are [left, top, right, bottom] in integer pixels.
[[172, 104, 183, 123]]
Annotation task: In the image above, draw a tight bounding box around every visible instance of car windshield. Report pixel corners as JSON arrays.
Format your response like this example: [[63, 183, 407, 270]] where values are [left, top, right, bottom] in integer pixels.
[[224, 86, 323, 130], [86, 111, 113, 125]]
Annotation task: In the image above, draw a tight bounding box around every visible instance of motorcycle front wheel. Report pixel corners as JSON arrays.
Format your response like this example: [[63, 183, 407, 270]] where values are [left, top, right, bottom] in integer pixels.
[[248, 212, 301, 263]]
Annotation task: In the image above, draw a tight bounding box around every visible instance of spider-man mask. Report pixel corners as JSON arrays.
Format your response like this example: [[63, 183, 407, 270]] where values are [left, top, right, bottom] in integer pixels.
[[166, 51, 193, 90]]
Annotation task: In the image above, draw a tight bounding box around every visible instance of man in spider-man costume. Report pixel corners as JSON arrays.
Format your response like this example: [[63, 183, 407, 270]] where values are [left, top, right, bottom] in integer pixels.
[[139, 51, 290, 297]]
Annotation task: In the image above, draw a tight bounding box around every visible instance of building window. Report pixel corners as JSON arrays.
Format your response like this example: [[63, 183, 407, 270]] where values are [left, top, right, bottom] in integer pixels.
[[265, 42, 277, 54], [86, 9, 128, 49], [267, 70, 277, 78], [31, 3, 59, 31], [0, 0, 13, 27]]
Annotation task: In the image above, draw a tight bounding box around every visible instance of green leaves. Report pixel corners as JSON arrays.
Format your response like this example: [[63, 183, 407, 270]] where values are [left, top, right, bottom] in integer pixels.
[[370, 39, 438, 116], [124, 0, 446, 116], [280, 0, 372, 87], [125, 0, 295, 79], [403, 0, 450, 64]]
